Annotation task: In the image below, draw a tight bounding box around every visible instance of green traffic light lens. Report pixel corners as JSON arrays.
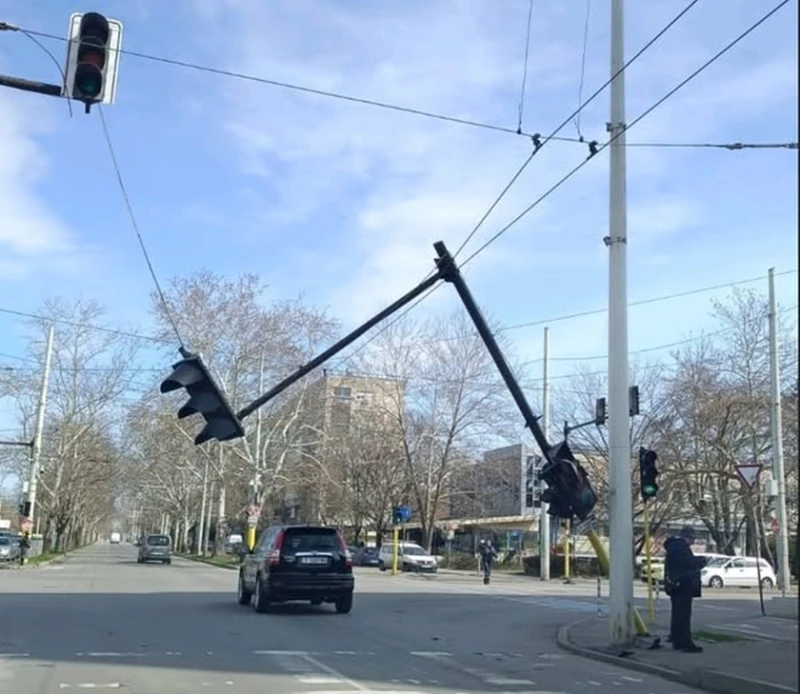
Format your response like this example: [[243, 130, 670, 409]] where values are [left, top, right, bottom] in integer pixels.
[[643, 485, 657, 495], [74, 64, 103, 99]]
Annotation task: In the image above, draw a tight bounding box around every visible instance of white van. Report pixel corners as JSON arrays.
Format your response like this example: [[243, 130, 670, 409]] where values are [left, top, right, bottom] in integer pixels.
[[110, 532, 121, 544]]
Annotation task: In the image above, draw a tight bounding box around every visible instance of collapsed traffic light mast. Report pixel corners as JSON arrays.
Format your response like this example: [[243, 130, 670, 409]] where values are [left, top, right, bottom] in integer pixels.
[[160, 241, 597, 523]]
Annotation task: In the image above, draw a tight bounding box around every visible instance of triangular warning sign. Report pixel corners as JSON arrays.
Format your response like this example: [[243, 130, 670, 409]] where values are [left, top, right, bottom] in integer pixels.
[[735, 463, 763, 490]]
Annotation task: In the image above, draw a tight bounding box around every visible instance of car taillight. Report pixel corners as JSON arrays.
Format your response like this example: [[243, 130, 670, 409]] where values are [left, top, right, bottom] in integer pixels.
[[267, 529, 285, 566], [337, 532, 352, 567]]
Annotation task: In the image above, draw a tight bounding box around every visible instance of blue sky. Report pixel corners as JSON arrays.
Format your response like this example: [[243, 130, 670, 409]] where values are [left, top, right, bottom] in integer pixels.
[[0, 0, 798, 439]]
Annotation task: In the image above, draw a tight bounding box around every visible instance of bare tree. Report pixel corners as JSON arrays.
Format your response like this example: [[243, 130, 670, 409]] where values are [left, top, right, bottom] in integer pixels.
[[148, 270, 339, 551], [362, 310, 516, 551], [3, 298, 140, 550], [554, 361, 686, 555]]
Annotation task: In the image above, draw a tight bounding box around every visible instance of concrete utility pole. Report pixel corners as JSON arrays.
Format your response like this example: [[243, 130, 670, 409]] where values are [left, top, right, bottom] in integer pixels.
[[540, 326, 551, 581], [607, 0, 635, 648], [26, 325, 54, 525], [768, 267, 790, 595]]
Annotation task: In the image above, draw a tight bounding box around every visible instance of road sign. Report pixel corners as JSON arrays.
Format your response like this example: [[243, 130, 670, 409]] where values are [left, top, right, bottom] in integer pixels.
[[397, 504, 412, 523], [735, 463, 763, 490], [20, 518, 33, 533], [246, 503, 260, 518]]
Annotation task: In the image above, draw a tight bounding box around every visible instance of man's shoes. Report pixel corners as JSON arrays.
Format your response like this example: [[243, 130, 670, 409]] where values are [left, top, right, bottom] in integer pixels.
[[677, 644, 704, 653]]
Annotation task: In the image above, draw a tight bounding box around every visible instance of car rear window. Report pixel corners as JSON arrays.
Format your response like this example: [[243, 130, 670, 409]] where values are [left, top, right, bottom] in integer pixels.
[[147, 535, 170, 546], [282, 528, 340, 553], [0, 537, 10, 546]]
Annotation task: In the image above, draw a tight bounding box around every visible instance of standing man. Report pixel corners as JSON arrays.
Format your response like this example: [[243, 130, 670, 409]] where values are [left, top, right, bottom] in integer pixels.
[[478, 539, 497, 585], [664, 525, 706, 653]]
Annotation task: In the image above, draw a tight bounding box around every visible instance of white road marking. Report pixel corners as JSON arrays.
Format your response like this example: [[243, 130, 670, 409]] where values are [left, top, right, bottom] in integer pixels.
[[76, 652, 144, 658], [0, 653, 29, 658], [299, 653, 368, 691], [484, 675, 536, 685], [58, 685, 121, 690], [297, 676, 345, 684]]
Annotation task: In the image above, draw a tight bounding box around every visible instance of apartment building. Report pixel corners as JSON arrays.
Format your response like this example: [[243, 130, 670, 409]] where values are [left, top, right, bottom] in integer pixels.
[[276, 371, 406, 522]]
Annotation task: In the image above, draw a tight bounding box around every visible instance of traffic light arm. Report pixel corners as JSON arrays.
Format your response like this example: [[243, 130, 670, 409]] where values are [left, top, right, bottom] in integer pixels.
[[236, 270, 443, 420], [238, 242, 556, 466], [0, 73, 62, 98]]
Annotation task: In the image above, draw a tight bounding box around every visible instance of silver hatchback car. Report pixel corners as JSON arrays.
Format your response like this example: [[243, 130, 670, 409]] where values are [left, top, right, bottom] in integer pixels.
[[137, 534, 172, 564]]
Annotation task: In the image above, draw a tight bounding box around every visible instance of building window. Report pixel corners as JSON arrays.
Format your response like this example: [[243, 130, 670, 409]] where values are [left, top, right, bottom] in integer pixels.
[[333, 386, 352, 400]]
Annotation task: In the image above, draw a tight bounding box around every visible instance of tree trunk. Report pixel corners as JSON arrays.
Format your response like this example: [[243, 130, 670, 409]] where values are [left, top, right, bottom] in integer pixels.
[[215, 485, 226, 555]]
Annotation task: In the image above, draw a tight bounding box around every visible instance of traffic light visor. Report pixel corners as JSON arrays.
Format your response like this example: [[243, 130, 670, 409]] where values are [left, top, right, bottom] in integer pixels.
[[160, 359, 205, 394]]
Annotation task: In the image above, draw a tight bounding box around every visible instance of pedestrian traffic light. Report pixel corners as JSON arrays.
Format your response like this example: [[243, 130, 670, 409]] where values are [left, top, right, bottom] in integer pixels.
[[160, 352, 245, 445], [392, 507, 404, 525], [639, 447, 659, 501], [64, 12, 123, 112], [537, 442, 598, 522], [18, 500, 31, 517]]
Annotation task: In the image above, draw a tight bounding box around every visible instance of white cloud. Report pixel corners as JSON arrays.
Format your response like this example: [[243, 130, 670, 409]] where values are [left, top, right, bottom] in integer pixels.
[[184, 0, 796, 360]]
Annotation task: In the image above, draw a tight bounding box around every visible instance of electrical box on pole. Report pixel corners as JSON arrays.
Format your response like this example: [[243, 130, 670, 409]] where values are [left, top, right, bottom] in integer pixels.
[[63, 12, 123, 112]]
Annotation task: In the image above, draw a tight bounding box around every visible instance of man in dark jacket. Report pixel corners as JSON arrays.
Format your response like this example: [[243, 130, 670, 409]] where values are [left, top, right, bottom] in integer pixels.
[[664, 525, 706, 653]]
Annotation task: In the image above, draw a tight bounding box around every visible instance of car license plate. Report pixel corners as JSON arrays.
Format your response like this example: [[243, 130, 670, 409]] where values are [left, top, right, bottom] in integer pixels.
[[301, 556, 328, 565]]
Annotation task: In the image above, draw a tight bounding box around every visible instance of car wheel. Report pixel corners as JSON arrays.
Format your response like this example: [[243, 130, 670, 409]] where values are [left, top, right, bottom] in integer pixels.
[[378, 561, 386, 572], [761, 577, 774, 589], [137, 557, 143, 564], [253, 575, 271, 613], [335, 592, 353, 614], [310, 597, 323, 606], [165, 559, 171, 565], [709, 576, 724, 588], [237, 572, 253, 606]]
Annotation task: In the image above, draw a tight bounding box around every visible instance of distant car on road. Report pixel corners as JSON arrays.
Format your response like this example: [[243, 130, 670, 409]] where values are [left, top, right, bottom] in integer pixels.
[[109, 532, 121, 544], [237, 524, 354, 614], [137, 534, 172, 565]]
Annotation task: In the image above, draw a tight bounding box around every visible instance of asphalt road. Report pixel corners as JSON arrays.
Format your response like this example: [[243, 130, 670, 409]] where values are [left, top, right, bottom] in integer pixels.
[[1, 543, 711, 694]]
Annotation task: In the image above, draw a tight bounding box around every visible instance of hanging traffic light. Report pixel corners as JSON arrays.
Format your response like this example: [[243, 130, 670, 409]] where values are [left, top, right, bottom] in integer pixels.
[[537, 442, 598, 521], [639, 447, 659, 502], [160, 352, 245, 445], [63, 12, 123, 112]]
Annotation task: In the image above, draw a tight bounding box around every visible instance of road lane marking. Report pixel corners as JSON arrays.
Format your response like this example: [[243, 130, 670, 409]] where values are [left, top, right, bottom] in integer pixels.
[[0, 653, 30, 658], [58, 685, 122, 690]]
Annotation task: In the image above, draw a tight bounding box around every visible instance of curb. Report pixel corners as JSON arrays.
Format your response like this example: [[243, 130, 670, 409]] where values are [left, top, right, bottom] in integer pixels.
[[556, 618, 795, 694]]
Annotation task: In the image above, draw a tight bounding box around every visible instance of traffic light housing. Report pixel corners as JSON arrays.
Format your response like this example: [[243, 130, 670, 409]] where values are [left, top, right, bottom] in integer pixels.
[[160, 353, 245, 445], [537, 441, 598, 522], [639, 447, 659, 501], [392, 507, 404, 525], [18, 501, 31, 517], [64, 12, 123, 112]]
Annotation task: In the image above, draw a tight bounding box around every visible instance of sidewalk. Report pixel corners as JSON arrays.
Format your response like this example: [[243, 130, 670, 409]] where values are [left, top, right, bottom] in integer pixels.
[[558, 605, 798, 694]]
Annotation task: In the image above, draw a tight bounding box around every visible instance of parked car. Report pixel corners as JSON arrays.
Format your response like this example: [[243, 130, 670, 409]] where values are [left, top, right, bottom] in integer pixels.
[[137, 534, 172, 564], [701, 555, 776, 589], [353, 546, 380, 567], [0, 535, 20, 563], [378, 541, 438, 574], [237, 524, 354, 614]]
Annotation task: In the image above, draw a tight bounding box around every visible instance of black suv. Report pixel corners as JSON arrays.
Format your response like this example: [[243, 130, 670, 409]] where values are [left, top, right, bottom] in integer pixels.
[[237, 524, 354, 614]]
